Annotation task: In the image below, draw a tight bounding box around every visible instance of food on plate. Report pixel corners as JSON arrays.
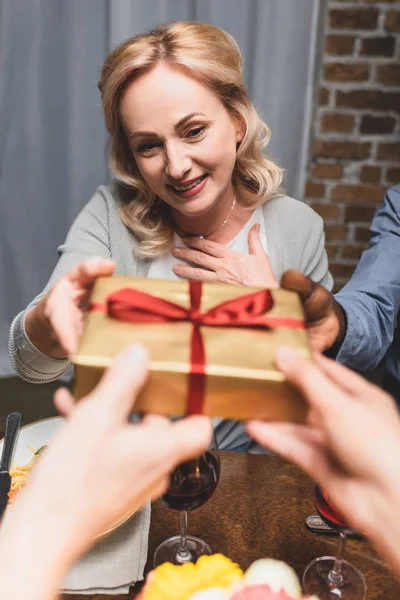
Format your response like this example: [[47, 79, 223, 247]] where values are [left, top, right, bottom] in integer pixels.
[[8, 445, 47, 505]]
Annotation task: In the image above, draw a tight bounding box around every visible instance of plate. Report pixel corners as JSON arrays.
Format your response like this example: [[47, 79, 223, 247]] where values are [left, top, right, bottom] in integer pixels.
[[0, 416, 138, 539]]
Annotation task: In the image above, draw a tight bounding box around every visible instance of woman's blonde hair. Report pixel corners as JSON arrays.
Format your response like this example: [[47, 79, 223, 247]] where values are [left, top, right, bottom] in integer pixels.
[[98, 21, 283, 257]]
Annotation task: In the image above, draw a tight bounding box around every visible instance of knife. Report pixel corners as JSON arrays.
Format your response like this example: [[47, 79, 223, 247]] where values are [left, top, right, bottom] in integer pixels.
[[305, 515, 363, 539], [306, 514, 337, 534], [0, 412, 23, 518]]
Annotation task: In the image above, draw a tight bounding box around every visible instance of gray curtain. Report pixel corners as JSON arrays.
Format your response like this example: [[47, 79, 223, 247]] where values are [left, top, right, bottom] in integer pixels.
[[0, 0, 109, 375], [0, 0, 320, 376]]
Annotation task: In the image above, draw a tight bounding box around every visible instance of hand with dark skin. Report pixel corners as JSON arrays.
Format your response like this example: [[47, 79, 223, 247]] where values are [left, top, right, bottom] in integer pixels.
[[280, 270, 346, 352]]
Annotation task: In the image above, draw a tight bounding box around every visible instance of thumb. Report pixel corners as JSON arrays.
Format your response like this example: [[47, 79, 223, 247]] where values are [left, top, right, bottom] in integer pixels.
[[89, 344, 149, 421], [69, 257, 115, 288], [248, 225, 278, 288], [248, 224, 264, 256]]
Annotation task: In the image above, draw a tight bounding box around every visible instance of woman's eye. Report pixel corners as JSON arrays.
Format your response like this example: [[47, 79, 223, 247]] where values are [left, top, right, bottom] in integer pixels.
[[137, 142, 161, 155], [186, 126, 205, 139]]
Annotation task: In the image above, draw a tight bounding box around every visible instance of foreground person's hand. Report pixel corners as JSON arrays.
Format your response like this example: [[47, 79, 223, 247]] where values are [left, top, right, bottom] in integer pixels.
[[25, 257, 115, 358], [247, 348, 400, 576], [0, 345, 212, 600], [280, 270, 345, 352]]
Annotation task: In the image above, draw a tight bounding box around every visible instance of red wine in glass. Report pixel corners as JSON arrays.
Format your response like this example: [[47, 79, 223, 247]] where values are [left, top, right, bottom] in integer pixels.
[[313, 485, 353, 532], [302, 485, 367, 599], [162, 452, 219, 511], [154, 450, 220, 567]]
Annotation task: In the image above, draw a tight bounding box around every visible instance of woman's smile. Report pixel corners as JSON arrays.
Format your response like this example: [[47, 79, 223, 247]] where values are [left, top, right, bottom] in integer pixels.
[[167, 174, 208, 198]]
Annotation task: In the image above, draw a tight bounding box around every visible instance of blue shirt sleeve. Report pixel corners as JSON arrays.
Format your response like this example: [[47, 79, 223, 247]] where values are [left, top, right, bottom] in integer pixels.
[[335, 185, 400, 370]]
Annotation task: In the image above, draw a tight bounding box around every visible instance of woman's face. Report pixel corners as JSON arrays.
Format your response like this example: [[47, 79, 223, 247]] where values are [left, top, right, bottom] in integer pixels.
[[120, 63, 243, 218]]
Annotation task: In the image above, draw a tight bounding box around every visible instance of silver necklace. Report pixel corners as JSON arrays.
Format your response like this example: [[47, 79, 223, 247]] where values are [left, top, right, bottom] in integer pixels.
[[176, 197, 236, 240]]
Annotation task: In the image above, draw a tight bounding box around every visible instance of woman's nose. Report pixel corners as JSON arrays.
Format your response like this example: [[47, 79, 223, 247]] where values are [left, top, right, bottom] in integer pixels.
[[165, 143, 192, 180]]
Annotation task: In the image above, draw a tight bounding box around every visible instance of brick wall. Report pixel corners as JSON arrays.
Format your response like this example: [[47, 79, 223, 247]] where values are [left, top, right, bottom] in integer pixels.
[[304, 0, 400, 292]]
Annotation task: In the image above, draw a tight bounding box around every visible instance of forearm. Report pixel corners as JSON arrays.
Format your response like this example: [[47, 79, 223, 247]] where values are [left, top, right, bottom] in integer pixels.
[[0, 501, 79, 600], [334, 187, 400, 369], [335, 295, 393, 370]]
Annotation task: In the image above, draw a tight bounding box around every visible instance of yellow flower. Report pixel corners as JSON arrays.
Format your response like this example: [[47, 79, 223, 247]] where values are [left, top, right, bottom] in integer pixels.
[[142, 562, 197, 600], [142, 555, 244, 600], [193, 555, 244, 590]]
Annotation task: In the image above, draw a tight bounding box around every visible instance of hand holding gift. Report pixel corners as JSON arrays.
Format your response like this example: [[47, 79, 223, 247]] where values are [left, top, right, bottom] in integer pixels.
[[25, 257, 115, 358]]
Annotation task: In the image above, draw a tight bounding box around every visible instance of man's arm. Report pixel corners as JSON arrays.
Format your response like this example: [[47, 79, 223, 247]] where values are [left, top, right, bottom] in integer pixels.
[[335, 185, 400, 371], [280, 186, 400, 369]]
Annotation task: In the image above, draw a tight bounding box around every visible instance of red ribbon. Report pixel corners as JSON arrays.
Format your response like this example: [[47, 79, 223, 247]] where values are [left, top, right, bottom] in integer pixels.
[[91, 282, 304, 414]]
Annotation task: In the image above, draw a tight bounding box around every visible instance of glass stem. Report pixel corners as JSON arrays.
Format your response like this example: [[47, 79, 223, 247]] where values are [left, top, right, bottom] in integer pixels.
[[328, 531, 346, 587], [176, 510, 191, 563]]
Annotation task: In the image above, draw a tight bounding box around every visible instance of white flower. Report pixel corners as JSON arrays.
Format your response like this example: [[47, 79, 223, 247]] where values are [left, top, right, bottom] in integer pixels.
[[244, 559, 302, 598]]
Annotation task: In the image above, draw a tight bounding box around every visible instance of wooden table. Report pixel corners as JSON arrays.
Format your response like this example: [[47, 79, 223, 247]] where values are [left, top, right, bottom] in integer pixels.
[[61, 451, 399, 599]]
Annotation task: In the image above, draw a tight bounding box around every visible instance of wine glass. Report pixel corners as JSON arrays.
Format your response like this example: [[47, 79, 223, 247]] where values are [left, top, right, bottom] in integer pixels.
[[153, 444, 220, 566], [302, 484, 367, 599]]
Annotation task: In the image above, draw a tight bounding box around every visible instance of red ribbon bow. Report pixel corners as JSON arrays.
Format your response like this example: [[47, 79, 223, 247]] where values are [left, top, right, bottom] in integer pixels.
[[91, 281, 304, 414]]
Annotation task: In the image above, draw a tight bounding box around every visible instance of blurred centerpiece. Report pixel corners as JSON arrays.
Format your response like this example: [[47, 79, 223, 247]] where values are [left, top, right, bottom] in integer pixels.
[[138, 554, 320, 600]]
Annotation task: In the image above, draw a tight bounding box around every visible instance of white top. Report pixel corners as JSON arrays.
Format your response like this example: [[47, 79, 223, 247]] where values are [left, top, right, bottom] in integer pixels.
[[147, 205, 268, 280]]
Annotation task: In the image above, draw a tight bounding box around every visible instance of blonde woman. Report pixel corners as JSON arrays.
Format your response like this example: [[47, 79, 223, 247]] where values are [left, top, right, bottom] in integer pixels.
[[10, 21, 332, 451]]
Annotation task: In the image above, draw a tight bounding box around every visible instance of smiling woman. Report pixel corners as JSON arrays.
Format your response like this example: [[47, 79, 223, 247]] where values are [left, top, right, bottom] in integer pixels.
[[100, 21, 284, 258], [9, 21, 332, 452], [119, 64, 243, 239]]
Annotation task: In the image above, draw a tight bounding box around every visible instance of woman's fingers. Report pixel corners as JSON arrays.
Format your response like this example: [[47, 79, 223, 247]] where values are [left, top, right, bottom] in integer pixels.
[[172, 264, 219, 282], [248, 224, 264, 257], [181, 237, 227, 258], [69, 257, 115, 287], [45, 279, 82, 355], [42, 258, 114, 355], [54, 387, 76, 418], [172, 247, 220, 271]]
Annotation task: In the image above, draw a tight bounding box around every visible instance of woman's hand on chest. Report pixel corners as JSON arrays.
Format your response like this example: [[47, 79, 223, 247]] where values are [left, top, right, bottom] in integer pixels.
[[172, 224, 278, 288]]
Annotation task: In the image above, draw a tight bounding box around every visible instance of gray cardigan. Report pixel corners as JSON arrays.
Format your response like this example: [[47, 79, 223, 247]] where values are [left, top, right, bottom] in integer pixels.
[[9, 184, 332, 385]]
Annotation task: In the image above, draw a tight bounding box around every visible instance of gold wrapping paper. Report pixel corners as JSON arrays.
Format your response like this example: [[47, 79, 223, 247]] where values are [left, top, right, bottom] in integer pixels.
[[73, 276, 311, 422]]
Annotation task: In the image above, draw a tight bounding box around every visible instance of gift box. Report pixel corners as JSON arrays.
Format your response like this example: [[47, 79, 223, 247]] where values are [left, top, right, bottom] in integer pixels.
[[73, 276, 311, 422]]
